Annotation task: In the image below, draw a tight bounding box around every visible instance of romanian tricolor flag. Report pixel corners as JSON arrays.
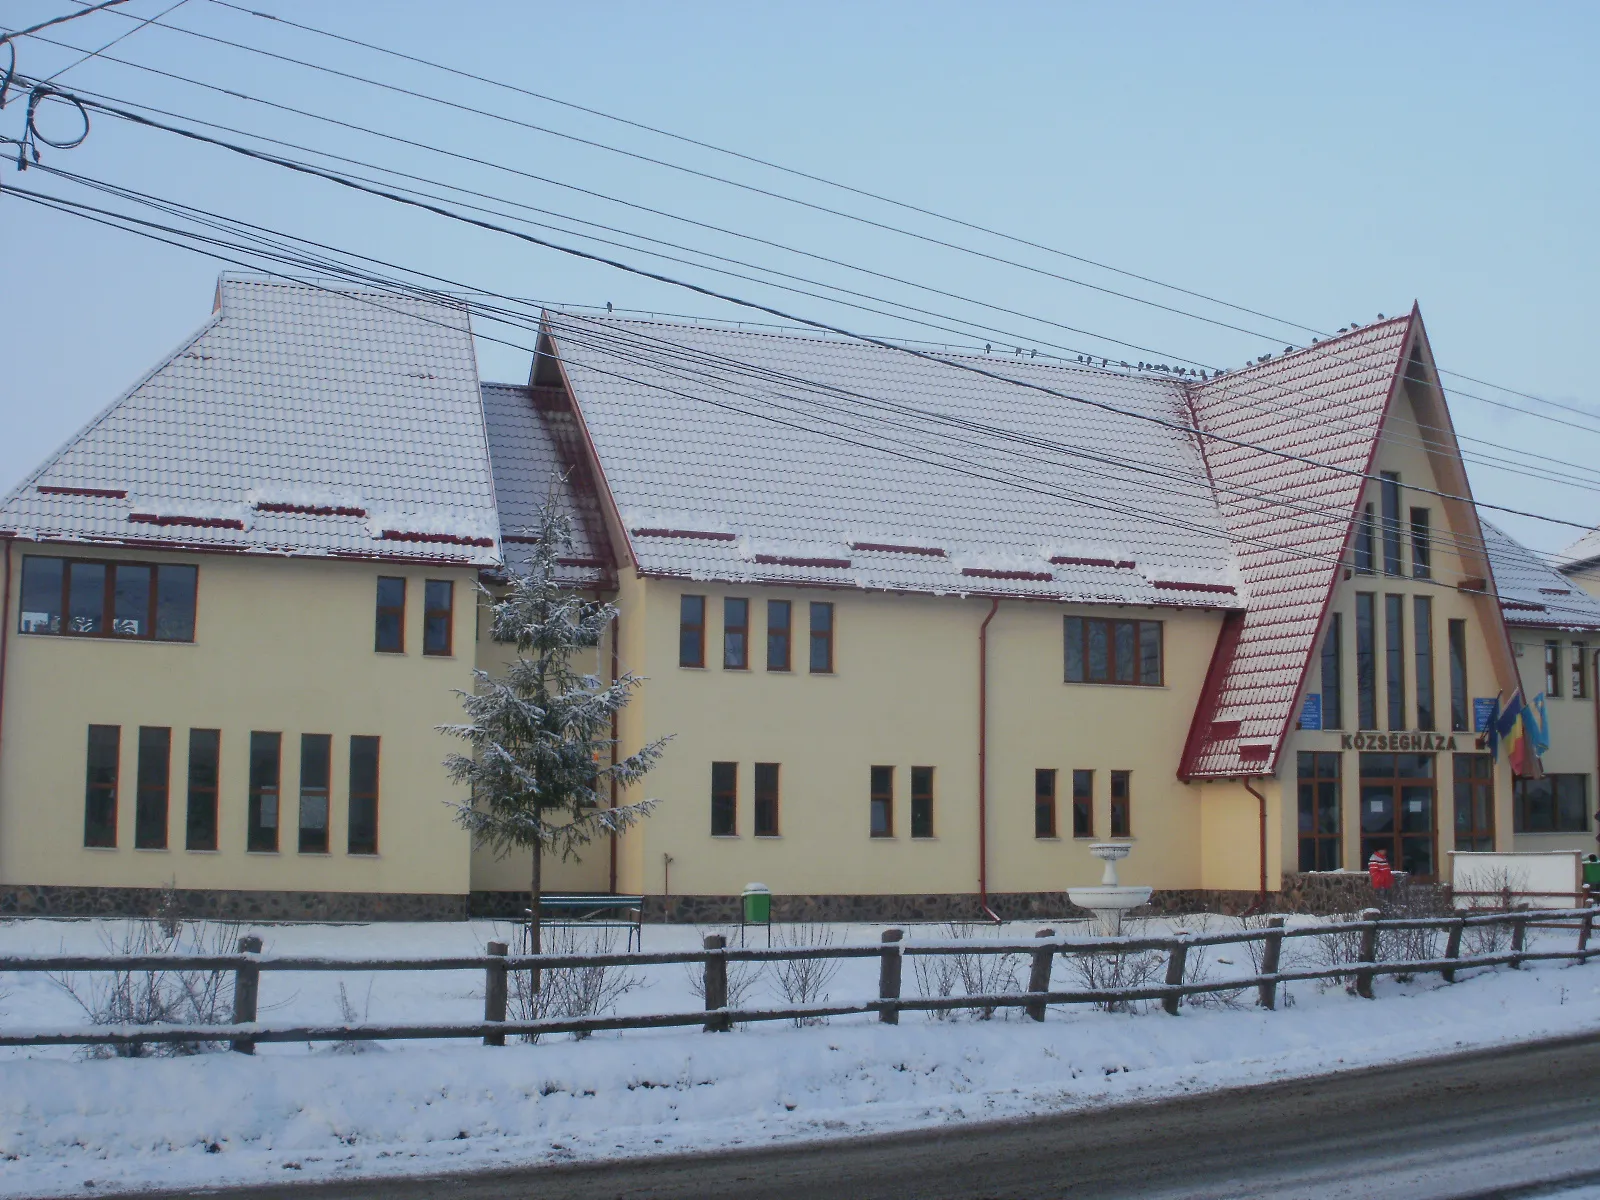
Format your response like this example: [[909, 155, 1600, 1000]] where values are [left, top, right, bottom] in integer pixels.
[[1494, 689, 1543, 777]]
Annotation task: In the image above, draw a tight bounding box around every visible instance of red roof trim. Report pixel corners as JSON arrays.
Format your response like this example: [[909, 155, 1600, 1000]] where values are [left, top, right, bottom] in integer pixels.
[[38, 485, 126, 499], [379, 529, 494, 548], [633, 528, 737, 541], [128, 512, 244, 531], [1177, 610, 1247, 782], [962, 567, 1052, 582], [254, 501, 367, 517], [754, 553, 852, 569], [850, 541, 946, 557], [1050, 555, 1135, 570], [1238, 744, 1273, 763], [1151, 579, 1236, 594], [1501, 599, 1546, 612], [503, 535, 541, 544], [557, 556, 609, 568]]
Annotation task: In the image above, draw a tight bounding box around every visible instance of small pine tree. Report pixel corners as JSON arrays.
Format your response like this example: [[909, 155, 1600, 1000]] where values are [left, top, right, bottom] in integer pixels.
[[441, 493, 668, 963]]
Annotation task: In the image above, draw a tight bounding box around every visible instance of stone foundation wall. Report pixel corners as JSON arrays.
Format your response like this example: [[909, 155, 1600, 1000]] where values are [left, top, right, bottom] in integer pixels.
[[0, 884, 467, 923], [1278, 871, 1453, 917]]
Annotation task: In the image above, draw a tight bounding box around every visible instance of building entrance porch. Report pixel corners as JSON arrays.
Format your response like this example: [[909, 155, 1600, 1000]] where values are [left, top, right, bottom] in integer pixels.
[[1360, 752, 1437, 879]]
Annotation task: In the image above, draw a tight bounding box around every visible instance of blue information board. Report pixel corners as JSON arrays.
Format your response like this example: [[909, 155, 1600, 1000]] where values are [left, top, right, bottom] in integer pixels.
[[1299, 693, 1322, 730], [1473, 697, 1498, 733]]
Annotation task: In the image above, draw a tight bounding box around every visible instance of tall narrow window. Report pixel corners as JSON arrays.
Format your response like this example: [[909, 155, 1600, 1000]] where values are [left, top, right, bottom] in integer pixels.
[[1297, 752, 1342, 870], [348, 735, 380, 855], [1354, 505, 1376, 575], [69, 561, 106, 633], [155, 564, 198, 641], [1575, 643, 1590, 700], [423, 580, 454, 656], [723, 598, 749, 670], [1034, 769, 1057, 838], [754, 762, 779, 836], [766, 600, 791, 671], [298, 734, 332, 853], [84, 724, 120, 848], [710, 761, 737, 836], [1453, 754, 1495, 851], [679, 595, 706, 668], [1072, 769, 1094, 838], [1410, 508, 1432, 579], [247, 732, 281, 852], [870, 765, 894, 837], [375, 577, 405, 653], [809, 602, 834, 673], [911, 766, 935, 838], [134, 726, 171, 850], [1382, 598, 1408, 732], [185, 729, 221, 852], [1110, 770, 1131, 838], [1449, 619, 1469, 732], [113, 565, 152, 636], [1381, 473, 1403, 576], [1356, 594, 1377, 730], [19, 555, 64, 633], [1545, 641, 1562, 697], [1414, 596, 1435, 731], [1321, 614, 1343, 730]]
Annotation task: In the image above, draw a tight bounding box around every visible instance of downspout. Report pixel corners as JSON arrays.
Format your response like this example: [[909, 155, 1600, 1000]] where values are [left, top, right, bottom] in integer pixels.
[[977, 598, 1002, 924], [608, 605, 620, 895], [1242, 777, 1269, 913], [0, 536, 11, 776]]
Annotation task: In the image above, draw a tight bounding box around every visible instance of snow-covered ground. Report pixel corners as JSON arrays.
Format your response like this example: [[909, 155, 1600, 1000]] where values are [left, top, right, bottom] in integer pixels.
[[1, 914, 1597, 1198]]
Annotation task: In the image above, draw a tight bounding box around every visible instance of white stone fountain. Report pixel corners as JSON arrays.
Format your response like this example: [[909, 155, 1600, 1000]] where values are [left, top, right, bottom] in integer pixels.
[[1067, 843, 1152, 936]]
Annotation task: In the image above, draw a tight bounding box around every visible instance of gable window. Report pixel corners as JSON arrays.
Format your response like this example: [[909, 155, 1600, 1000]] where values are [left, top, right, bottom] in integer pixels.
[[723, 598, 749, 670], [247, 732, 281, 853], [20, 556, 196, 641], [1297, 751, 1342, 870], [1320, 614, 1343, 730], [84, 724, 120, 848], [1356, 594, 1378, 730], [299, 733, 332, 854], [185, 729, 221, 852], [1380, 473, 1403, 576], [375, 577, 406, 653], [1034, 769, 1057, 838], [1414, 596, 1435, 731], [754, 762, 780, 836], [809, 602, 835, 673], [348, 735, 380, 855], [423, 580, 454, 656], [1354, 504, 1376, 575], [1575, 644, 1590, 700], [1448, 619, 1469, 732], [1410, 508, 1432, 579], [1072, 769, 1094, 838], [1064, 617, 1162, 685], [1545, 641, 1562, 698], [680, 595, 706, 668], [1385, 595, 1406, 730], [1514, 774, 1588, 834], [870, 765, 894, 837], [766, 600, 791, 671], [911, 766, 935, 838], [1110, 770, 1132, 838], [710, 761, 737, 836], [135, 726, 171, 851]]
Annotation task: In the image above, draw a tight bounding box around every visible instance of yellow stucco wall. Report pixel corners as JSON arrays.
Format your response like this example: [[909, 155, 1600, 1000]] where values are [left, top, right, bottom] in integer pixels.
[[1567, 564, 1600, 601], [1507, 632, 1599, 854]]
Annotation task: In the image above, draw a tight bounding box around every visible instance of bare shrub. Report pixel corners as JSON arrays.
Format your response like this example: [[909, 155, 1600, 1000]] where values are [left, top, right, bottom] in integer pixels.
[[1060, 920, 1163, 1013], [330, 979, 376, 1054], [770, 924, 842, 1026], [1455, 866, 1528, 958], [680, 926, 764, 1024], [1308, 914, 1366, 994], [503, 923, 645, 1042], [1376, 881, 1442, 980], [909, 943, 960, 1022], [1174, 920, 1250, 1010]]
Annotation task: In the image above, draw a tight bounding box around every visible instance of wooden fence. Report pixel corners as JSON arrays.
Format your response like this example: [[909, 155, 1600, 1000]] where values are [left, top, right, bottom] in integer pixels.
[[1, 907, 1592, 1052]]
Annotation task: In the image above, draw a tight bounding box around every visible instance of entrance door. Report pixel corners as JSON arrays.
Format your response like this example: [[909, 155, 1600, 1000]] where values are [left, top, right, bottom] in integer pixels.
[[1359, 753, 1437, 879], [1453, 754, 1495, 851]]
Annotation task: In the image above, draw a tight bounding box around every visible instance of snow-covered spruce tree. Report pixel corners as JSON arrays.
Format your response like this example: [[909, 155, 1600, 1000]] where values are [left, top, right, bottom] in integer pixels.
[[441, 494, 667, 966]]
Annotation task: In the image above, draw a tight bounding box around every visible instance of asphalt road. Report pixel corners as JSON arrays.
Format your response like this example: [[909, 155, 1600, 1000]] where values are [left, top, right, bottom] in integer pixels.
[[140, 1031, 1600, 1200]]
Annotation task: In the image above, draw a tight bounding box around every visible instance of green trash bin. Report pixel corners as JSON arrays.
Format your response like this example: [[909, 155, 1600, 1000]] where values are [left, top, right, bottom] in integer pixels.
[[742, 882, 771, 924], [1583, 857, 1600, 889]]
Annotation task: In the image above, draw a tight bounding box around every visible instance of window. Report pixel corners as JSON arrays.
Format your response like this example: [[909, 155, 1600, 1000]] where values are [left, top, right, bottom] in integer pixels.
[[680, 595, 706, 668], [1545, 641, 1562, 698], [1297, 752, 1342, 871], [1110, 770, 1131, 838], [375, 577, 406, 653], [1354, 504, 1376, 574], [1380, 473, 1403, 576], [423, 580, 454, 656], [766, 600, 791, 672], [1072, 769, 1094, 838], [348, 736, 380, 855], [1034, 769, 1057, 838], [84, 724, 120, 848], [911, 766, 934, 838], [135, 726, 171, 850], [247, 732, 281, 852], [1385, 594, 1405, 731], [710, 761, 737, 836], [20, 555, 196, 641], [1410, 508, 1432, 579], [870, 765, 894, 837], [185, 729, 221, 852], [809, 602, 835, 673], [299, 734, 332, 853], [1359, 752, 1437, 879], [723, 598, 749, 670], [754, 762, 779, 836], [1453, 754, 1495, 851], [1356, 594, 1377, 730], [1449, 619, 1469, 732], [1064, 617, 1163, 685], [1321, 614, 1343, 730], [1575, 643, 1590, 700], [1414, 596, 1435, 731], [1514, 774, 1588, 834]]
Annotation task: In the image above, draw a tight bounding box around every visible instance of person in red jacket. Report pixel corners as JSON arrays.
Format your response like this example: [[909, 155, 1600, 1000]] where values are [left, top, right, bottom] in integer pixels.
[[1368, 849, 1394, 889]]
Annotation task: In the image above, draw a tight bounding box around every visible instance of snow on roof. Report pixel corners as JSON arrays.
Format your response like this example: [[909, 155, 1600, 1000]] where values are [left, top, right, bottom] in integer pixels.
[[1483, 520, 1600, 632], [545, 314, 1241, 607], [1553, 527, 1600, 574], [1180, 315, 1417, 779], [0, 276, 500, 565]]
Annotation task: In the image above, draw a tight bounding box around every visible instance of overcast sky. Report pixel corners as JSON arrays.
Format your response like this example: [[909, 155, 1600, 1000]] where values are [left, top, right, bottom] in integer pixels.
[[3, 1, 1596, 557]]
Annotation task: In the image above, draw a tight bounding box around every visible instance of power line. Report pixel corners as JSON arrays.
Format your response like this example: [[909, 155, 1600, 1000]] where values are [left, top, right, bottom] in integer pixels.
[[39, 0, 188, 84]]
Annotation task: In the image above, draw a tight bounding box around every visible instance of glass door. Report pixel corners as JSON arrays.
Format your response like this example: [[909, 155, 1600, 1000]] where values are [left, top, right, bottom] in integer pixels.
[[1359, 753, 1438, 880]]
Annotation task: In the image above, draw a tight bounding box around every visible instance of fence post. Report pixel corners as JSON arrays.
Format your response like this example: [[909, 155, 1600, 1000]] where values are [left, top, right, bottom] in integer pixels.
[[230, 934, 262, 1055], [878, 928, 903, 1025], [1356, 907, 1380, 999], [1162, 937, 1188, 1016], [1027, 928, 1056, 1022], [1257, 916, 1285, 1010], [484, 940, 508, 1046], [1442, 917, 1465, 983], [1509, 908, 1528, 969], [1577, 905, 1595, 963], [703, 934, 729, 1032]]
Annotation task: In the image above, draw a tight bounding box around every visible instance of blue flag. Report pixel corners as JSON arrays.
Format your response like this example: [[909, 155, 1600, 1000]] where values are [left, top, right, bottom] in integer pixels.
[[1531, 693, 1551, 756]]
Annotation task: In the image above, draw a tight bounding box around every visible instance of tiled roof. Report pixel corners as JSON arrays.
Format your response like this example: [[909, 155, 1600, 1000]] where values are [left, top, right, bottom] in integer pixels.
[[1483, 521, 1600, 632], [546, 314, 1241, 607], [1179, 316, 1416, 778], [1554, 527, 1600, 573], [0, 277, 500, 565]]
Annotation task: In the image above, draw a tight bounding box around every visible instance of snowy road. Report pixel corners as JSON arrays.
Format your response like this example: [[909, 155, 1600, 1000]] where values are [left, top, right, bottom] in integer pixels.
[[130, 1031, 1600, 1200]]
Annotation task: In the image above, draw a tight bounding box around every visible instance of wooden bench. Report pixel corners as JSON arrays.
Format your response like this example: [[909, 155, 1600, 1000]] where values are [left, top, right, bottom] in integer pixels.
[[528, 894, 645, 951]]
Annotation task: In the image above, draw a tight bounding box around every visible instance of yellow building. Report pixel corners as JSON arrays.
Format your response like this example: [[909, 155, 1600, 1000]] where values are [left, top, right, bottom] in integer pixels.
[[1, 277, 1583, 920]]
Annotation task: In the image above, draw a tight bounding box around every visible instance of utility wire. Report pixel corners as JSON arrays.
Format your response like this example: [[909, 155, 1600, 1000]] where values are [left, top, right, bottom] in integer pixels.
[[40, 0, 188, 83], [1, 0, 127, 43]]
